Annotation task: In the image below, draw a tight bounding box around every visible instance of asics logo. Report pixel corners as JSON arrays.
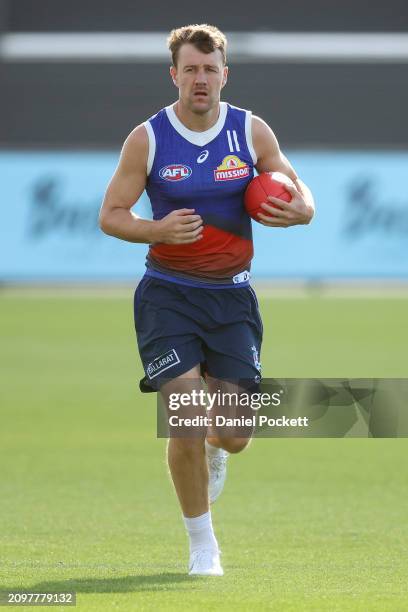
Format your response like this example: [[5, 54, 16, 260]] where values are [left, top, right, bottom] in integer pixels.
[[197, 150, 209, 164]]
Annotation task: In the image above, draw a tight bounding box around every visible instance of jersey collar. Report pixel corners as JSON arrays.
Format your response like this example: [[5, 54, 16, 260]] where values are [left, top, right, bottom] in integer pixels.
[[165, 102, 228, 147]]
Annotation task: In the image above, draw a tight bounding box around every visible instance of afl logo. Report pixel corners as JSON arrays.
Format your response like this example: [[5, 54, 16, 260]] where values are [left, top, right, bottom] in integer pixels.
[[159, 164, 192, 181]]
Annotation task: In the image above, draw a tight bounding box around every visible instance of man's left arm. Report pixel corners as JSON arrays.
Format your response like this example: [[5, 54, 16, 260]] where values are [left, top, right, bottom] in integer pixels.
[[252, 115, 315, 227]]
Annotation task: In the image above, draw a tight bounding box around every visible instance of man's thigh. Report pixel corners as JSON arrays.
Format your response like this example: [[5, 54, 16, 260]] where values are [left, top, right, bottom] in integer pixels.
[[203, 320, 262, 385], [134, 277, 205, 391], [205, 375, 256, 441]]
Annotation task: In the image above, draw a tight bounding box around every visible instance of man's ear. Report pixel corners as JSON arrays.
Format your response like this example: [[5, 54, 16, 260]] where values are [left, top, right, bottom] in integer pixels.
[[221, 66, 229, 89], [170, 65, 178, 87]]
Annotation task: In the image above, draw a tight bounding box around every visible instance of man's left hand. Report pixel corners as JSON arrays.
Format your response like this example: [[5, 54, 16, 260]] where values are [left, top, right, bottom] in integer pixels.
[[257, 182, 314, 228]]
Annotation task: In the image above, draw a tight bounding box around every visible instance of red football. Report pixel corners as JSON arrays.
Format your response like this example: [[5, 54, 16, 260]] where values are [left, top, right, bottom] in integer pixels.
[[244, 172, 293, 222]]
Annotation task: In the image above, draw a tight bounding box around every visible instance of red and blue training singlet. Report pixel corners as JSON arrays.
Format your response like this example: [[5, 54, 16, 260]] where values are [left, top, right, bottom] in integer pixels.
[[143, 102, 257, 288]]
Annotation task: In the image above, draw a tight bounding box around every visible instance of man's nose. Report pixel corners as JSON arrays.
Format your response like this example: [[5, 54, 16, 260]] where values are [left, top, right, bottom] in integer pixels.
[[194, 69, 208, 84]]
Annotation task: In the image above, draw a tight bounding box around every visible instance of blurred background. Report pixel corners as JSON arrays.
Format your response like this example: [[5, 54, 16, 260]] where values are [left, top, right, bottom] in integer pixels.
[[1, 3, 408, 608], [1, 0, 407, 283]]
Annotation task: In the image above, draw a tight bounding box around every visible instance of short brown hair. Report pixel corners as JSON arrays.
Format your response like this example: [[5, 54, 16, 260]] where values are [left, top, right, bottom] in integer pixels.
[[167, 24, 227, 67]]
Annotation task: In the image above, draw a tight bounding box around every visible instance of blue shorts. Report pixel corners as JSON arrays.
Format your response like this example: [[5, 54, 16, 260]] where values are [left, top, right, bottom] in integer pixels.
[[133, 276, 263, 392]]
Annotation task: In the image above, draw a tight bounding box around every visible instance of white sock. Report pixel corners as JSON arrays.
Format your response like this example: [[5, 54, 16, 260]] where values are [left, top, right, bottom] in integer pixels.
[[205, 439, 225, 457], [183, 511, 219, 554]]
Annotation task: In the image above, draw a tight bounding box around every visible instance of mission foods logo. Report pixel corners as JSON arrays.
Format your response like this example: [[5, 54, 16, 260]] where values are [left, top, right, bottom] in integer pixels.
[[214, 155, 250, 181], [159, 164, 192, 181]]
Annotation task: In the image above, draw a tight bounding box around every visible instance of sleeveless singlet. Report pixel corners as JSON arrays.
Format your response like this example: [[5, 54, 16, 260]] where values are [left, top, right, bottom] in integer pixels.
[[143, 101, 257, 287]]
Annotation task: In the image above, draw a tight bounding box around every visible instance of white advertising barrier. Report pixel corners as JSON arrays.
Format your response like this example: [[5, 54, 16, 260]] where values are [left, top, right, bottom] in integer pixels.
[[0, 151, 407, 280]]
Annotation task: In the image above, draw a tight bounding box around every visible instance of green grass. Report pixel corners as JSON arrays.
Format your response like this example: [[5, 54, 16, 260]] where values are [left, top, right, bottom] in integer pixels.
[[1, 291, 408, 611]]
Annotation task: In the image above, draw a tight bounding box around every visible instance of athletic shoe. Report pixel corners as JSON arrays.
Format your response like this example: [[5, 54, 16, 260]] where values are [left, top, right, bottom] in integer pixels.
[[188, 548, 224, 576], [206, 443, 229, 504]]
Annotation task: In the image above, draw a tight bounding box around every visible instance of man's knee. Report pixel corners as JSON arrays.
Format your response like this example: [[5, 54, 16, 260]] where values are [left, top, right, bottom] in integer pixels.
[[208, 436, 250, 454]]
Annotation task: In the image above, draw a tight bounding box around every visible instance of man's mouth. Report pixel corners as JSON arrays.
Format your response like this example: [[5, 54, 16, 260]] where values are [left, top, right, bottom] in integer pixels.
[[193, 91, 208, 98]]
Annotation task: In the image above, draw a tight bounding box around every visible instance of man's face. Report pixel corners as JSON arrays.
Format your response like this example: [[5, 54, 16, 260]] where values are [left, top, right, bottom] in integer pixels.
[[170, 43, 228, 115]]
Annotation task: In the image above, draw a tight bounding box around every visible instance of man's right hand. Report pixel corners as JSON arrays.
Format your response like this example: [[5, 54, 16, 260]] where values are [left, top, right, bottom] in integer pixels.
[[153, 209, 203, 244]]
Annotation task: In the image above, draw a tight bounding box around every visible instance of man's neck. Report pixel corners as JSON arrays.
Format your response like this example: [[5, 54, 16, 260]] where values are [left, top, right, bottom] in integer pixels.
[[173, 100, 221, 132]]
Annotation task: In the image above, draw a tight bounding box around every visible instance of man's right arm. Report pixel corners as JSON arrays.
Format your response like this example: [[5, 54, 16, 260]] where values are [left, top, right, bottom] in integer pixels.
[[99, 124, 203, 244]]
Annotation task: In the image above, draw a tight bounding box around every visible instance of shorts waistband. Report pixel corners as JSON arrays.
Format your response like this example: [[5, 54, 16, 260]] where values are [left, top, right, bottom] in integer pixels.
[[144, 268, 250, 289]]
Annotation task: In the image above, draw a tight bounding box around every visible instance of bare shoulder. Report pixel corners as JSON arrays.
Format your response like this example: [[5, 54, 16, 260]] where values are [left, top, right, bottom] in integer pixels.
[[250, 115, 297, 178], [121, 123, 149, 163], [252, 115, 272, 137], [251, 115, 280, 158]]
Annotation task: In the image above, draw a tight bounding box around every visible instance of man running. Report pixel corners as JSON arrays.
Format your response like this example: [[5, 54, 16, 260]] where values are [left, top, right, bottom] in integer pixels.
[[99, 24, 314, 576]]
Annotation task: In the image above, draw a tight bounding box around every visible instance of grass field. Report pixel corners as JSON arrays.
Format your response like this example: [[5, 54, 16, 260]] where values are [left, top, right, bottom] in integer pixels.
[[1, 290, 408, 611]]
